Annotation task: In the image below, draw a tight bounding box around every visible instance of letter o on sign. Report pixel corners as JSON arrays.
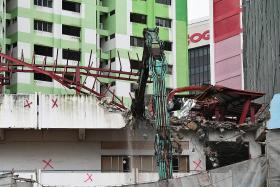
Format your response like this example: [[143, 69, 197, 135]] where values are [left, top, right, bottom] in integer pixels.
[[189, 30, 210, 44]]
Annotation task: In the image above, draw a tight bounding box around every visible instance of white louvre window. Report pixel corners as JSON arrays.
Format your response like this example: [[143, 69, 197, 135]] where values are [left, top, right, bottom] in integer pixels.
[[130, 36, 144, 47], [156, 17, 172, 28], [34, 0, 53, 8], [156, 0, 171, 5], [34, 20, 52, 33]]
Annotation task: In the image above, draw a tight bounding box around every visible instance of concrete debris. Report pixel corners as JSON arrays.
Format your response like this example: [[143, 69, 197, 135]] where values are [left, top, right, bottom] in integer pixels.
[[98, 97, 124, 112]]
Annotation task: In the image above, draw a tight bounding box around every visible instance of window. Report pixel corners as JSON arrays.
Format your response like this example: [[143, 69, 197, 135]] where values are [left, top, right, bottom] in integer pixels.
[[34, 20, 52, 33], [62, 24, 80, 37], [130, 13, 147, 24], [110, 34, 115, 39], [99, 60, 108, 68], [156, 0, 171, 5], [172, 156, 188, 172], [62, 49, 81, 61], [34, 73, 52, 82], [101, 156, 131, 172], [101, 155, 189, 173], [64, 73, 74, 82], [62, 0, 80, 13], [130, 36, 144, 47], [156, 17, 172, 28], [167, 64, 173, 75], [34, 0, 53, 8], [110, 10, 115, 16], [163, 41, 172, 51], [130, 59, 142, 70], [34, 44, 53, 57], [110, 81, 116, 87], [189, 45, 210, 86]]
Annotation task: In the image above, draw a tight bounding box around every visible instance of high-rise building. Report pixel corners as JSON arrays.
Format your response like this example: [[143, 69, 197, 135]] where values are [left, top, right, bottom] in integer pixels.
[[1, 0, 188, 103], [188, 18, 210, 86]]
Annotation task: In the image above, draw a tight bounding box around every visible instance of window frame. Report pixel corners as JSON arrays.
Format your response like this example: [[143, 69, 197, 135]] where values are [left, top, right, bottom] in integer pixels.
[[34, 0, 53, 8]]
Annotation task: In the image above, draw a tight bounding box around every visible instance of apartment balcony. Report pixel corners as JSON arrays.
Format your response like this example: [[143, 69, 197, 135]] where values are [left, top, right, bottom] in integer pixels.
[[0, 94, 125, 129], [97, 27, 109, 37], [97, 5, 110, 13]]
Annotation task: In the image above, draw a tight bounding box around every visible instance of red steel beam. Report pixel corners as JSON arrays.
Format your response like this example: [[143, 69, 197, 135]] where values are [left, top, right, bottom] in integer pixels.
[[239, 99, 251, 125], [167, 85, 210, 102], [0, 53, 129, 110]]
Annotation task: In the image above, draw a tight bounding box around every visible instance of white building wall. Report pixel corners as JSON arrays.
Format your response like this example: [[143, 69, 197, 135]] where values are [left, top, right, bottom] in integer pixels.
[[0, 142, 100, 170], [0, 94, 37, 128], [0, 94, 125, 129]]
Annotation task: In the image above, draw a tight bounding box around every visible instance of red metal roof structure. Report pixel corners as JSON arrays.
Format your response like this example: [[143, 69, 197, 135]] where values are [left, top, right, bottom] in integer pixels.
[[168, 85, 265, 125]]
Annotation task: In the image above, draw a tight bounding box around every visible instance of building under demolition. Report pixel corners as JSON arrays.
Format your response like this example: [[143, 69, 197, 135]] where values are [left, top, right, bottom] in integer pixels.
[[0, 0, 280, 186]]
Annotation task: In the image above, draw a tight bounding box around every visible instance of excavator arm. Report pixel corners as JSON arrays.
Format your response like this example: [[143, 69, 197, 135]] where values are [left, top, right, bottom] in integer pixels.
[[131, 28, 173, 180]]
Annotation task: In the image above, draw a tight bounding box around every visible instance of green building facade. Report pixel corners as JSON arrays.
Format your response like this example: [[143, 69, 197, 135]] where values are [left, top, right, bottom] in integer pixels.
[[1, 0, 188, 106]]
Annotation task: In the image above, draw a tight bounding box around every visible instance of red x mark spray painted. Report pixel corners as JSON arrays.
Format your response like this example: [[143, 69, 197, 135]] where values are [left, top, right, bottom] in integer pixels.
[[42, 159, 54, 169], [193, 159, 202, 171], [84, 173, 93, 182], [24, 99, 33, 108], [51, 98, 58, 108]]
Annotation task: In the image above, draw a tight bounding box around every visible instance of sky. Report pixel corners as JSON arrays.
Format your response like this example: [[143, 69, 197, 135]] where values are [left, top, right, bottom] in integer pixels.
[[188, 0, 210, 21]]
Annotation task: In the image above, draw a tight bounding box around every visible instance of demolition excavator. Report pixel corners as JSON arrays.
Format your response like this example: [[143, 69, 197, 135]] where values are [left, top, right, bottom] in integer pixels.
[[131, 28, 173, 180]]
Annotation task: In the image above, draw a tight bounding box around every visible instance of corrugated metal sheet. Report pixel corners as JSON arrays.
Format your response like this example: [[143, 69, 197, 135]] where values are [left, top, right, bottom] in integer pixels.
[[126, 157, 267, 187], [243, 0, 280, 104]]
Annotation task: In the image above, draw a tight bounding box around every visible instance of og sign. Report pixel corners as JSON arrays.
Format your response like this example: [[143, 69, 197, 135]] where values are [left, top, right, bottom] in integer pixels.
[[188, 30, 210, 44]]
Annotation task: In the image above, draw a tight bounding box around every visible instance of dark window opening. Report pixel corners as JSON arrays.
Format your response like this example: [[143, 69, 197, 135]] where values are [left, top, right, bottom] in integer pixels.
[[130, 36, 144, 47], [62, 24, 80, 37], [34, 0, 53, 8], [62, 49, 81, 61], [172, 156, 179, 172], [189, 45, 210, 86], [167, 64, 173, 75], [62, 0, 80, 13], [64, 73, 74, 82], [12, 42, 17, 48], [206, 141, 250, 170], [99, 60, 108, 68], [172, 155, 189, 172], [34, 73, 52, 82], [34, 44, 53, 57], [110, 81, 116, 87], [110, 34, 115, 39], [130, 13, 147, 24], [110, 57, 116, 62], [156, 0, 171, 5], [122, 156, 130, 172], [6, 19, 10, 27], [163, 41, 172, 51], [6, 44, 11, 51], [110, 10, 115, 16], [100, 83, 109, 94], [34, 20, 53, 33], [156, 17, 172, 28], [130, 59, 142, 70]]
